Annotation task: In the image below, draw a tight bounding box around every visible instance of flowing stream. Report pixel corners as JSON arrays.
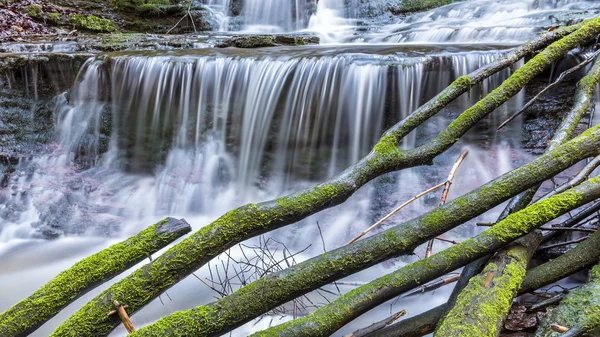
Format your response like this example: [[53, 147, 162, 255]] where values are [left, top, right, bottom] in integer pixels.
[[2, 0, 600, 336]]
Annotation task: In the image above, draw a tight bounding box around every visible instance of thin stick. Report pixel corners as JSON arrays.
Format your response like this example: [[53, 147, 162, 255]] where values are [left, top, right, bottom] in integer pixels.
[[540, 226, 596, 232], [426, 150, 469, 257], [402, 274, 461, 297], [343, 310, 407, 337], [543, 155, 600, 199], [435, 237, 461, 244], [345, 181, 447, 245], [538, 236, 589, 251], [498, 48, 600, 131]]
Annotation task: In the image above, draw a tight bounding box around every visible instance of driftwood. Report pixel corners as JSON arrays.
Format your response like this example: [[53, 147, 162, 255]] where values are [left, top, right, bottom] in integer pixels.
[[0, 218, 191, 337]]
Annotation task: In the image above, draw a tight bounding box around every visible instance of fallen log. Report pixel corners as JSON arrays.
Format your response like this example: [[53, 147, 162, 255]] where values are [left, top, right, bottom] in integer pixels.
[[0, 218, 191, 337], [120, 117, 600, 337], [50, 18, 595, 337], [434, 50, 600, 337], [365, 222, 600, 337], [385, 45, 600, 337], [534, 263, 600, 337], [434, 233, 543, 336], [247, 177, 600, 337]]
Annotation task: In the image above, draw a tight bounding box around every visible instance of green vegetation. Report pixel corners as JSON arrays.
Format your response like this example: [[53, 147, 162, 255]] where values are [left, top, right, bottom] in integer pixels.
[[69, 14, 116, 32]]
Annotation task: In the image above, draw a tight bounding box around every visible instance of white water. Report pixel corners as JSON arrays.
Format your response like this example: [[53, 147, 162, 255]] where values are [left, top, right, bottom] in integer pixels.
[[1, 0, 597, 335]]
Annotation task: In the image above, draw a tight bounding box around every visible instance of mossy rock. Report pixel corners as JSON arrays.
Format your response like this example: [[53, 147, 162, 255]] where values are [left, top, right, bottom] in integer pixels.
[[45, 12, 60, 24], [26, 4, 43, 19], [274, 35, 306, 46], [69, 14, 116, 32], [390, 0, 459, 14], [110, 0, 170, 12], [228, 35, 277, 48]]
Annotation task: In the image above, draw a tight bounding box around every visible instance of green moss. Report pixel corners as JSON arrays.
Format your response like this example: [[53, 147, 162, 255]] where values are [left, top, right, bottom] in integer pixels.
[[537, 262, 600, 336], [436, 245, 528, 336], [26, 4, 43, 19], [69, 14, 115, 32], [110, 0, 170, 11], [393, 0, 459, 13], [46, 12, 59, 24], [0, 218, 190, 337]]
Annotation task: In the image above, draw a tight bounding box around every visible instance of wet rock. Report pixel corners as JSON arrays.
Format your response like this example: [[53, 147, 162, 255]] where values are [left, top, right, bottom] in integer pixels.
[[218, 35, 276, 48], [216, 34, 319, 48]]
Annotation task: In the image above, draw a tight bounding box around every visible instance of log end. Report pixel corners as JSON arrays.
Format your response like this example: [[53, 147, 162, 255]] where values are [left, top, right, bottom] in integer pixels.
[[155, 217, 192, 236]]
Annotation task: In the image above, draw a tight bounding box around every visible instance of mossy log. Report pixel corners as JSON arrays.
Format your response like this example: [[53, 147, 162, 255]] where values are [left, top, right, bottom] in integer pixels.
[[126, 122, 600, 337], [534, 263, 600, 337], [248, 177, 600, 337], [433, 53, 600, 337], [434, 234, 543, 337], [50, 20, 600, 337], [376, 49, 600, 337], [0, 218, 191, 337], [366, 222, 600, 337]]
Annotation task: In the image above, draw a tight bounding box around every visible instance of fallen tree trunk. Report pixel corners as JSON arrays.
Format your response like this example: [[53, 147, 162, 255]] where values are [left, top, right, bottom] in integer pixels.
[[50, 19, 597, 337], [374, 48, 600, 337], [534, 263, 600, 337], [247, 177, 600, 337], [434, 233, 543, 336], [0, 218, 191, 337], [366, 222, 600, 337], [433, 51, 600, 337], [111, 120, 600, 337]]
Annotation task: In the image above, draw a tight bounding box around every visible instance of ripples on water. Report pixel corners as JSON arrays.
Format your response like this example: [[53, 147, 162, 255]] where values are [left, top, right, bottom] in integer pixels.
[[1, 0, 599, 335]]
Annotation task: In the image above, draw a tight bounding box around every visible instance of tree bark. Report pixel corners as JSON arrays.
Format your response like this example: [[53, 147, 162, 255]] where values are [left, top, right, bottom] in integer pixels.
[[111, 120, 600, 337], [534, 263, 600, 337], [434, 234, 543, 337], [379, 47, 600, 337], [0, 218, 191, 337], [49, 18, 598, 337], [366, 222, 600, 337], [247, 177, 600, 337], [433, 51, 600, 337]]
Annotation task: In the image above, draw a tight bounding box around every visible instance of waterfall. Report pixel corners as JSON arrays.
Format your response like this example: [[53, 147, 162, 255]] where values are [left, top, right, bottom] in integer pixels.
[[0, 50, 507, 238]]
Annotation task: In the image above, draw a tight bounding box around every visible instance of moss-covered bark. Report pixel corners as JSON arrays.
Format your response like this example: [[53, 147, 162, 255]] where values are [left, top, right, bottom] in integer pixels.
[[49, 20, 599, 337], [247, 178, 600, 337], [367, 228, 600, 337], [534, 263, 600, 337], [434, 234, 542, 337], [121, 124, 600, 337], [433, 52, 600, 337], [0, 218, 191, 337]]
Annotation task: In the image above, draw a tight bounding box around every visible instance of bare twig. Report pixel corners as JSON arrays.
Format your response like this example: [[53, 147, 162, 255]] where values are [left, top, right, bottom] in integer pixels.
[[540, 226, 596, 232], [402, 274, 461, 297], [345, 181, 446, 245], [543, 155, 600, 199], [538, 236, 589, 250], [343, 310, 407, 337], [498, 48, 600, 130], [426, 150, 469, 257]]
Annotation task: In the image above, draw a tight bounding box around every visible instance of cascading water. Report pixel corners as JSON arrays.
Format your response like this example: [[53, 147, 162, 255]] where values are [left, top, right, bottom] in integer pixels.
[[1, 0, 598, 336]]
